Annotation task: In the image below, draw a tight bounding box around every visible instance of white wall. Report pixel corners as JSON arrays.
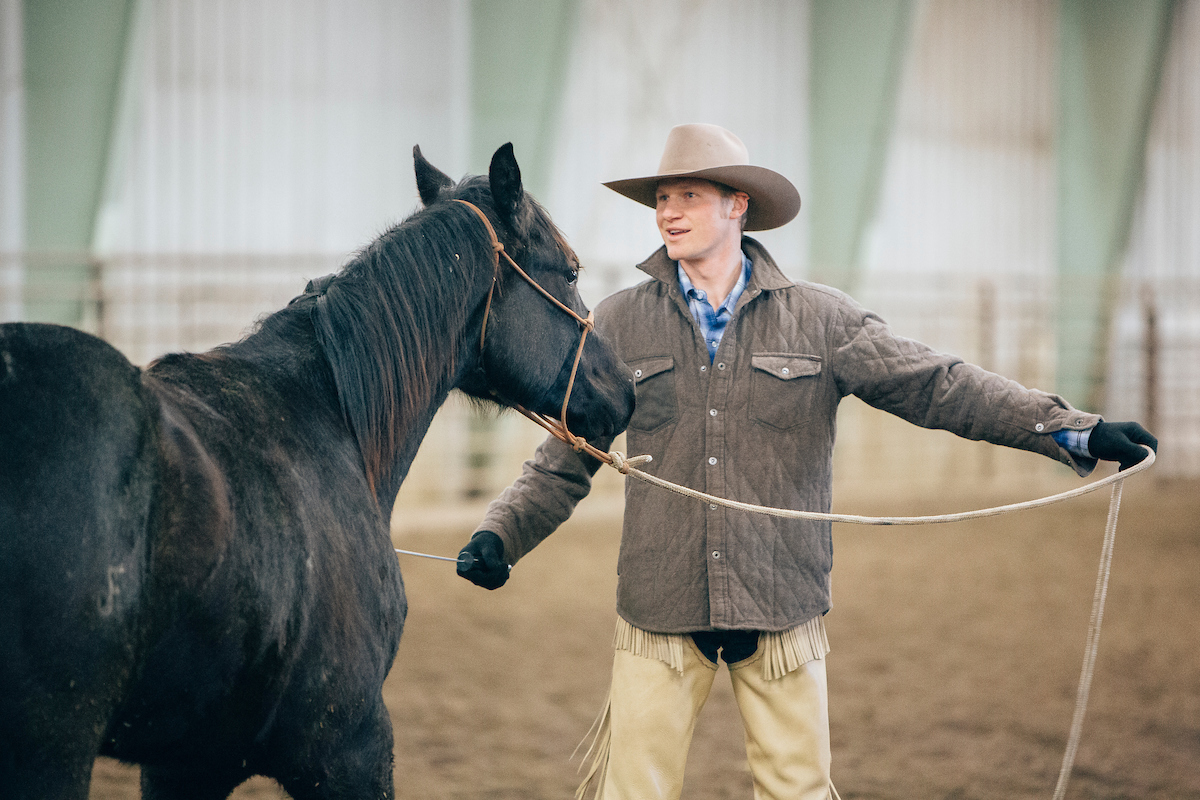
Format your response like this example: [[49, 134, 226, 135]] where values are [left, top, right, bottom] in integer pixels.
[[543, 0, 811, 307], [90, 0, 472, 363], [95, 0, 470, 256]]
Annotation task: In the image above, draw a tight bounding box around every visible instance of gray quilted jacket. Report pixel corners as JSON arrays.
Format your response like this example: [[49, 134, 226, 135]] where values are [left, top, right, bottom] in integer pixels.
[[476, 237, 1100, 633]]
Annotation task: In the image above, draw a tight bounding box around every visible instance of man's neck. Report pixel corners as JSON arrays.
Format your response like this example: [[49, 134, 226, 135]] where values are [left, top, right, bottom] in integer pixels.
[[678, 243, 744, 308]]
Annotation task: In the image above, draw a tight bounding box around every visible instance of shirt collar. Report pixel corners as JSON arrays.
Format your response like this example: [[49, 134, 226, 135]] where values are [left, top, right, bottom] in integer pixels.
[[677, 253, 752, 314]]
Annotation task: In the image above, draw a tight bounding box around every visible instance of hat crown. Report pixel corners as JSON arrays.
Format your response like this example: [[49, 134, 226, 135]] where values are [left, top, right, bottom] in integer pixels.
[[657, 123, 751, 175]]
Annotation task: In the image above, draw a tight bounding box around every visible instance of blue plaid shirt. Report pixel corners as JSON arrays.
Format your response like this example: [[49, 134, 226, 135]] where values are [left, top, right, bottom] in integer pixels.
[[678, 254, 752, 362]]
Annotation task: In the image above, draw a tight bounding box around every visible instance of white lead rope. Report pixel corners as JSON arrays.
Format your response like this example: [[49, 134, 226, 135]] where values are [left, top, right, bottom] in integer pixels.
[[1051, 478, 1124, 800], [393, 547, 512, 571], [608, 446, 1154, 525], [393, 548, 462, 564]]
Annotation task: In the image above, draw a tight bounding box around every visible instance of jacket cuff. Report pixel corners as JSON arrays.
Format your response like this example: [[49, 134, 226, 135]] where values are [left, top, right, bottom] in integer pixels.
[[1011, 399, 1101, 477], [473, 523, 516, 566], [1039, 412, 1101, 477]]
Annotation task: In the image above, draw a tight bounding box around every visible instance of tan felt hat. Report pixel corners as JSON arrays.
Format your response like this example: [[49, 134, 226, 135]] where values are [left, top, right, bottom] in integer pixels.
[[603, 123, 801, 231]]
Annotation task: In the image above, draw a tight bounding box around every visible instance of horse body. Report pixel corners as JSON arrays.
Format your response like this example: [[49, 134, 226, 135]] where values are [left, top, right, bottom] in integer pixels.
[[116, 324, 402, 798], [0, 144, 634, 799]]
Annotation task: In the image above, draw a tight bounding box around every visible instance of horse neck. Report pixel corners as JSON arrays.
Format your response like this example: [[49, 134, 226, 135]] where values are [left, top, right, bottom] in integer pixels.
[[218, 300, 348, 424], [372, 382, 452, 517], [310, 213, 494, 507], [361, 300, 484, 512]]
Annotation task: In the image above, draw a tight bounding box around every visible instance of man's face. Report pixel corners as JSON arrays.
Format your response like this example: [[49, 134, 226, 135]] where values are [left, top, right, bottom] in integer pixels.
[[655, 179, 747, 263]]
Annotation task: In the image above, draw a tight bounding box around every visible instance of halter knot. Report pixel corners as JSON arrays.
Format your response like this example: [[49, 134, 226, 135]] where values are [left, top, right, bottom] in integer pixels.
[[608, 451, 652, 474]]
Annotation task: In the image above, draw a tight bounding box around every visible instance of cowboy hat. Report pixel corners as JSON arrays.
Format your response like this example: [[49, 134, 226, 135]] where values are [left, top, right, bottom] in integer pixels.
[[602, 123, 801, 231]]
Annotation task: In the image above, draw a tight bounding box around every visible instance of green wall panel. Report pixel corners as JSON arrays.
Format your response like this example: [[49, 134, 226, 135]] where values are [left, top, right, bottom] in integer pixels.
[[1057, 0, 1174, 408], [23, 0, 133, 324], [809, 0, 912, 291], [470, 0, 579, 199]]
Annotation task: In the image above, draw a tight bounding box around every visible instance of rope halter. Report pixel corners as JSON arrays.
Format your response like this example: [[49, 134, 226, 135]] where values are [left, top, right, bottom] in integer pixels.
[[452, 199, 603, 452]]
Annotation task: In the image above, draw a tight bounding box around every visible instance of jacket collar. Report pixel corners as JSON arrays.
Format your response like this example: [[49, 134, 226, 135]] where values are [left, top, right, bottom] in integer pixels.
[[636, 235, 795, 295]]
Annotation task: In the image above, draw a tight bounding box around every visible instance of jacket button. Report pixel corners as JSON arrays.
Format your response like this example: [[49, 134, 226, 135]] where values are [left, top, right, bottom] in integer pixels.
[[717, 363, 726, 370], [1035, 423, 1045, 431], [700, 365, 707, 372], [634, 369, 642, 378], [709, 504, 717, 510], [708, 457, 717, 465], [712, 551, 720, 559], [781, 367, 789, 375], [709, 408, 718, 416]]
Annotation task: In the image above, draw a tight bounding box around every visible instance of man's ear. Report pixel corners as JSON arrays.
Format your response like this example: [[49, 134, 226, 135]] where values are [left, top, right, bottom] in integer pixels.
[[730, 191, 750, 224], [488, 142, 524, 223], [413, 145, 454, 206]]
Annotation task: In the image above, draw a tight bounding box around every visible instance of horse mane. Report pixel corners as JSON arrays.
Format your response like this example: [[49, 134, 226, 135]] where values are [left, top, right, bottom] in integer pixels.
[[309, 177, 499, 499]]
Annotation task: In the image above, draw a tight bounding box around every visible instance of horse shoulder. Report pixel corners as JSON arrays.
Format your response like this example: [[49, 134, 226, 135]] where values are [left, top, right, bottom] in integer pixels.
[[145, 377, 235, 590]]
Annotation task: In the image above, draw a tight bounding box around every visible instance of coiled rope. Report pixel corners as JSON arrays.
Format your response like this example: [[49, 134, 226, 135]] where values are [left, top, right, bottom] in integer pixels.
[[515, 400, 1154, 797], [479, 403, 1157, 795], [605, 445, 1153, 800], [605, 444, 1152, 526]]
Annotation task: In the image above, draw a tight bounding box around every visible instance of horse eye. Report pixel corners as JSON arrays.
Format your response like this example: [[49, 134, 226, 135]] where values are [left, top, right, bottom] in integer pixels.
[[568, 269, 578, 285]]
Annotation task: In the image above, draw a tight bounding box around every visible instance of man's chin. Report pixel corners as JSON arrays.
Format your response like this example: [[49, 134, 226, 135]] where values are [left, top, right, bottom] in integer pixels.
[[664, 243, 687, 261]]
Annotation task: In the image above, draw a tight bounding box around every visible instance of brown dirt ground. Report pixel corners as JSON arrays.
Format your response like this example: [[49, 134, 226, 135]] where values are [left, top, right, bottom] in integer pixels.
[[89, 477, 1200, 799]]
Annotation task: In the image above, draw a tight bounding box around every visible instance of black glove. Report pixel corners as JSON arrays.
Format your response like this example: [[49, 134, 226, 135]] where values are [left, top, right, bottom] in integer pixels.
[[457, 531, 510, 590], [1088, 421, 1158, 471]]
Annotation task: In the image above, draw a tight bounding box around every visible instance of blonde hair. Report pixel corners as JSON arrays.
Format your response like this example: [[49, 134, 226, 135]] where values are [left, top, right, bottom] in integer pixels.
[[713, 181, 751, 232]]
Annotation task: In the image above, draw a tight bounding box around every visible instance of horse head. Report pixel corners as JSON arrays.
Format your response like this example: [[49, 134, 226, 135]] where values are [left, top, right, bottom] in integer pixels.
[[414, 144, 635, 443]]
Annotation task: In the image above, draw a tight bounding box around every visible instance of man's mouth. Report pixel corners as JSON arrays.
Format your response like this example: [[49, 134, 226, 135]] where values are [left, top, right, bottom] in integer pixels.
[[665, 228, 689, 237]]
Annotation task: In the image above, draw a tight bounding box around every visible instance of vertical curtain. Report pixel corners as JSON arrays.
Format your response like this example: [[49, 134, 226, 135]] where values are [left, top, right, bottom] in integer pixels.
[[0, 0, 23, 320], [23, 0, 134, 324], [809, 0, 912, 291], [469, 0, 579, 199], [1106, 0, 1200, 475], [1056, 0, 1175, 408]]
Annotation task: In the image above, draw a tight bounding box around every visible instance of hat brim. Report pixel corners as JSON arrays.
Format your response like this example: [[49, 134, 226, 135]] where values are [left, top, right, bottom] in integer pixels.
[[603, 164, 800, 231]]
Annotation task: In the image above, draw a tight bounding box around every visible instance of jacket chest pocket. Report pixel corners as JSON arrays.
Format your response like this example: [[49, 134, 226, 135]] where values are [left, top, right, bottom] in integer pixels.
[[750, 353, 822, 431], [628, 356, 677, 433]]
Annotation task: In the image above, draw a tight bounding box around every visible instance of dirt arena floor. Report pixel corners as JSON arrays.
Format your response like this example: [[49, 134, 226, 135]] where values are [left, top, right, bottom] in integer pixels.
[[89, 475, 1200, 799]]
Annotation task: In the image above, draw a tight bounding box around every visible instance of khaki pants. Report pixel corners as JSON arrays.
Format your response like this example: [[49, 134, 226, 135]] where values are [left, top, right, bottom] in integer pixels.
[[597, 635, 831, 800]]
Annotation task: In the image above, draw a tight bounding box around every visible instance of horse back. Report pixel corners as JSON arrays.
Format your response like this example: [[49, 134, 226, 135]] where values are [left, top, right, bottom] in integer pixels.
[[104, 347, 406, 767], [0, 323, 158, 778]]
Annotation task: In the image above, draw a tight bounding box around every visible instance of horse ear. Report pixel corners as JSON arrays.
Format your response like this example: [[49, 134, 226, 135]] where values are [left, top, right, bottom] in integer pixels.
[[413, 145, 453, 206], [488, 142, 524, 222]]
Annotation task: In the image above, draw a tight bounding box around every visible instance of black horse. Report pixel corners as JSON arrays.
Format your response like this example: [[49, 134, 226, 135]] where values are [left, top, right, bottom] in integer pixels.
[[0, 144, 635, 799]]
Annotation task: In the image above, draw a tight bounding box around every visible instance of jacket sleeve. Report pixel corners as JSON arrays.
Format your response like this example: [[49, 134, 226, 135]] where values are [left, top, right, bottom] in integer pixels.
[[829, 298, 1101, 476], [473, 433, 611, 564]]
